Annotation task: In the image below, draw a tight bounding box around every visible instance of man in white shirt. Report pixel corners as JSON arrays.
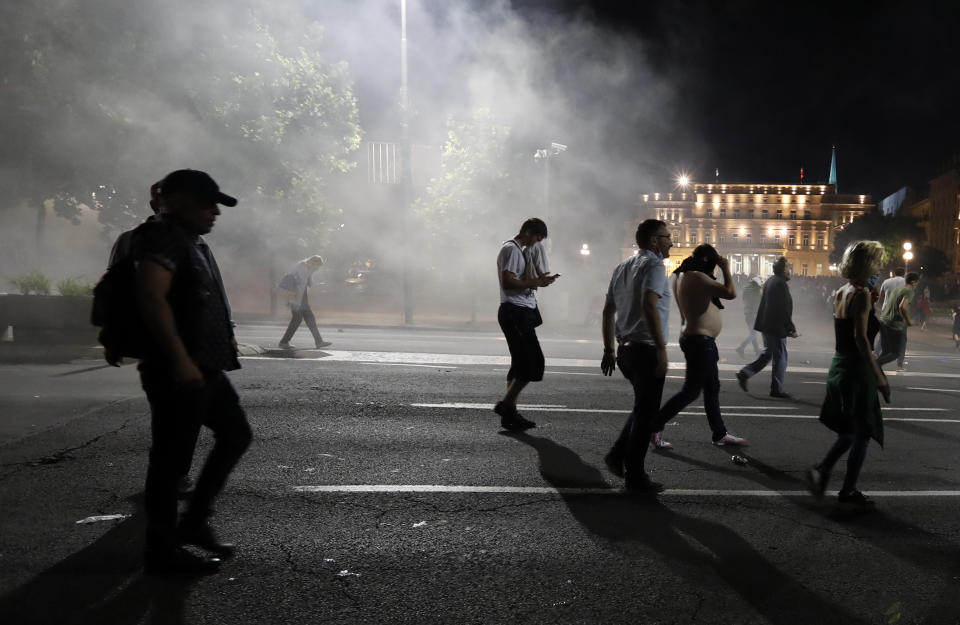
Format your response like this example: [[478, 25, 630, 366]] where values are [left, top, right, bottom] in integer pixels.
[[877, 267, 906, 312], [601, 219, 672, 493], [494, 218, 559, 430]]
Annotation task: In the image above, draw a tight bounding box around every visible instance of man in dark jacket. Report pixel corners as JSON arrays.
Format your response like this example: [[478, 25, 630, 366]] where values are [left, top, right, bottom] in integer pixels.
[[736, 257, 798, 398], [133, 170, 252, 575]]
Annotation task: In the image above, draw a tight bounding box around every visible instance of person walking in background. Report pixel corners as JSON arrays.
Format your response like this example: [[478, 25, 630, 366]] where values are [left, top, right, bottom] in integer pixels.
[[736, 257, 799, 399], [735, 274, 762, 359], [806, 241, 889, 508], [877, 267, 905, 312], [650, 245, 745, 449], [133, 169, 253, 574], [915, 290, 931, 331], [876, 272, 919, 372], [952, 303, 960, 348], [278, 255, 332, 350], [601, 219, 672, 493], [494, 218, 558, 431]]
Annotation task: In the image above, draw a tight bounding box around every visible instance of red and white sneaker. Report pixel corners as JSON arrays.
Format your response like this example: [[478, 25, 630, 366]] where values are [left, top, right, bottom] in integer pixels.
[[650, 432, 674, 450], [713, 433, 747, 446]]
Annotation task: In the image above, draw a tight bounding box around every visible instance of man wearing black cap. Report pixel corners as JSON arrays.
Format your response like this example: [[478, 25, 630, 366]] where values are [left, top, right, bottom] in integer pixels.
[[131, 169, 252, 575]]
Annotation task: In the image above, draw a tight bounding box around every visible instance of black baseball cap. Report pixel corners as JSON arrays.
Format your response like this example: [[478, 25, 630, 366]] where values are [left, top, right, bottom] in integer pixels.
[[158, 169, 238, 207]]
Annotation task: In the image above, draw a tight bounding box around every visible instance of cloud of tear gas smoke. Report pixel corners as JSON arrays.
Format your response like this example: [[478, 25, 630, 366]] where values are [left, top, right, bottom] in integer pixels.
[[0, 0, 691, 324]]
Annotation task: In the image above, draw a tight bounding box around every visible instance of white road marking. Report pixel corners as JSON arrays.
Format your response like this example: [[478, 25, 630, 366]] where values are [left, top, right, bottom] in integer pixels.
[[353, 362, 459, 369], [908, 387, 960, 393], [241, 350, 960, 379], [410, 403, 960, 423], [294, 485, 960, 497]]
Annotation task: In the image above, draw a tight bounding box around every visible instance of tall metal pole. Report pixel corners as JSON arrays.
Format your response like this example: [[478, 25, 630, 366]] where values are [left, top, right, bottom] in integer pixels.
[[400, 0, 413, 324]]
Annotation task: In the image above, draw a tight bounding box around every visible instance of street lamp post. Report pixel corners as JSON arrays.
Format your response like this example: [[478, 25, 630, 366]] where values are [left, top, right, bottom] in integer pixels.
[[534, 142, 567, 224], [903, 241, 913, 274]]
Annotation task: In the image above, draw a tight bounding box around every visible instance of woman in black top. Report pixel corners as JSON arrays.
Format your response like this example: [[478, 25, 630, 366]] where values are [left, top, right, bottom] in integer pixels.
[[806, 241, 889, 508]]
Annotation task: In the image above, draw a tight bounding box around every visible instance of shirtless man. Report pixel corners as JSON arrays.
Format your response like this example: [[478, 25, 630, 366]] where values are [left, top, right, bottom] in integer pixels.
[[651, 244, 747, 448]]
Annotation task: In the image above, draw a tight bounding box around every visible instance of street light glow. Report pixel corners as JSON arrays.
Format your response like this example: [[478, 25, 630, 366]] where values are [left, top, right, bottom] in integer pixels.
[[903, 241, 912, 251], [580, 243, 591, 256], [676, 174, 690, 187], [903, 251, 914, 261]]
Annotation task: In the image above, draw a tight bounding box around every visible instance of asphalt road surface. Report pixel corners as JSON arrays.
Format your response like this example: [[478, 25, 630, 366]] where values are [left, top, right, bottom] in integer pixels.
[[1, 318, 959, 624]]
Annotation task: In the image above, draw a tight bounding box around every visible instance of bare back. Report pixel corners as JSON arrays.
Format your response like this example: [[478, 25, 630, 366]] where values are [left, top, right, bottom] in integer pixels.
[[675, 272, 723, 337]]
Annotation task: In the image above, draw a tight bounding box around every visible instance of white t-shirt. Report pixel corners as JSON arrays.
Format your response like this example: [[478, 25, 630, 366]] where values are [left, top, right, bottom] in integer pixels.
[[497, 240, 537, 308], [605, 250, 670, 345], [879, 276, 905, 306], [525, 241, 550, 277]]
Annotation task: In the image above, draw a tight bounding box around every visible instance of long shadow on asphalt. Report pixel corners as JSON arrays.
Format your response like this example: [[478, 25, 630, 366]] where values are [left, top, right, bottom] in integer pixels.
[[0, 494, 196, 625], [885, 419, 960, 446], [502, 432, 869, 625]]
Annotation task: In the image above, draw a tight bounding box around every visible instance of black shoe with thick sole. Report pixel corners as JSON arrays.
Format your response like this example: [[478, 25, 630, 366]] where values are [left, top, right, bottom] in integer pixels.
[[144, 547, 221, 575], [603, 451, 624, 477], [769, 391, 794, 399], [624, 474, 665, 494], [736, 371, 749, 392], [179, 521, 236, 558]]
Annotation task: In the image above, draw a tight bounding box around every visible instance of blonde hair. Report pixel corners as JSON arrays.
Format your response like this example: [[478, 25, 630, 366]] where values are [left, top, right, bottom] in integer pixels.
[[839, 241, 884, 283]]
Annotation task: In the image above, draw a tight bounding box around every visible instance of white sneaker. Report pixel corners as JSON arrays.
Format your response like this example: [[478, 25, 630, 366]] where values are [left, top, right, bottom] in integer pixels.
[[650, 432, 674, 450], [713, 433, 747, 446]]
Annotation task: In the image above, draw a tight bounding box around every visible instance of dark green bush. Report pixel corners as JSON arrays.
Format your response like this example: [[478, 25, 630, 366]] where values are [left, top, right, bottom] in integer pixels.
[[9, 271, 52, 295]]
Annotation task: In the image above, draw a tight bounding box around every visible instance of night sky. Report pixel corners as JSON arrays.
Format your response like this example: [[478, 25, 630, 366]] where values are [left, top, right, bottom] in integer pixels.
[[513, 0, 960, 199]]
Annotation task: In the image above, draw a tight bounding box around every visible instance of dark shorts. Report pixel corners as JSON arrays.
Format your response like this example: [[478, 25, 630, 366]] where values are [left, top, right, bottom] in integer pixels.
[[498, 302, 545, 382]]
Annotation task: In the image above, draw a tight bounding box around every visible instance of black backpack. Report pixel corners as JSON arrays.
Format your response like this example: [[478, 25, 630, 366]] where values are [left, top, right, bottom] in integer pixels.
[[90, 242, 157, 359]]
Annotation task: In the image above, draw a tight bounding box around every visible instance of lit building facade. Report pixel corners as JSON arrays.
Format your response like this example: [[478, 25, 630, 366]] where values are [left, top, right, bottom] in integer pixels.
[[633, 182, 873, 277]]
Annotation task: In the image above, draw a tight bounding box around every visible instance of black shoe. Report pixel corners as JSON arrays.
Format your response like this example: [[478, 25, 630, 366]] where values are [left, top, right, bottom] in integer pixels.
[[179, 520, 236, 558], [603, 451, 624, 477], [144, 547, 221, 575], [838, 490, 875, 508], [501, 412, 536, 431], [624, 474, 665, 494], [736, 371, 749, 392], [769, 391, 794, 399]]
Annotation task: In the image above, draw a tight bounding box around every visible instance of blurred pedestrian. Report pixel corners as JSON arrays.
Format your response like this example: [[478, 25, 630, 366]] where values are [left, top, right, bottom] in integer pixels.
[[876, 272, 919, 372], [132, 169, 252, 574], [494, 218, 558, 431], [736, 256, 799, 399], [278, 255, 331, 349], [915, 291, 931, 331], [877, 267, 905, 312], [650, 245, 745, 449], [735, 274, 762, 359], [806, 241, 889, 508], [952, 304, 960, 348], [601, 219, 672, 493]]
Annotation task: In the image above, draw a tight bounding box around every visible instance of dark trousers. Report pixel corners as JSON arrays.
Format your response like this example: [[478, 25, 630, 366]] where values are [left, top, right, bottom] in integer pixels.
[[877, 324, 907, 368], [611, 343, 665, 478], [281, 291, 323, 345], [740, 333, 788, 394], [656, 335, 727, 441], [497, 303, 545, 382], [140, 366, 252, 553], [817, 417, 870, 494]]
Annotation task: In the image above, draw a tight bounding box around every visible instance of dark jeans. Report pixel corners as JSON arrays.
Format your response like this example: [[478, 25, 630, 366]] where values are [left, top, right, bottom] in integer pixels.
[[877, 324, 906, 368], [610, 343, 665, 478], [656, 335, 727, 441], [497, 303, 545, 382], [281, 291, 323, 345], [817, 416, 870, 494], [740, 333, 788, 394], [140, 365, 252, 553]]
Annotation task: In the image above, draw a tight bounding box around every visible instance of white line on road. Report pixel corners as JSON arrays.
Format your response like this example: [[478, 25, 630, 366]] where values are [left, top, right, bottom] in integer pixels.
[[908, 387, 960, 393], [294, 485, 960, 497], [241, 351, 960, 379], [410, 403, 959, 423]]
